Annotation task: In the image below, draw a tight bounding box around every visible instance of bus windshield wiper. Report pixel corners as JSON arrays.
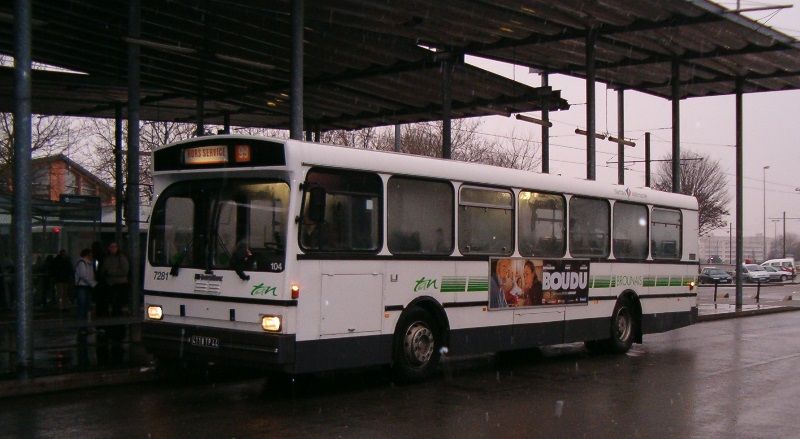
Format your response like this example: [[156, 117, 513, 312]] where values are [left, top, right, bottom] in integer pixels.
[[170, 238, 194, 276]]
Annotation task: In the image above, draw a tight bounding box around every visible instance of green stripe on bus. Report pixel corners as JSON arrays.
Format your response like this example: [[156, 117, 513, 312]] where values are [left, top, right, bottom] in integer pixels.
[[643, 277, 656, 287], [669, 277, 683, 287], [467, 276, 488, 292], [441, 277, 467, 293]]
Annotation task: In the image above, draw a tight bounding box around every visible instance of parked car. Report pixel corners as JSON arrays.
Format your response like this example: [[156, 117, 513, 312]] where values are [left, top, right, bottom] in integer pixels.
[[742, 264, 771, 283], [761, 258, 796, 278], [762, 266, 792, 282], [698, 267, 733, 284]]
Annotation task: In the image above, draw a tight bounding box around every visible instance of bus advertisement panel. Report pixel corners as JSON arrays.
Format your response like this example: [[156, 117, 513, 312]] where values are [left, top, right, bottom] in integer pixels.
[[489, 258, 590, 309]]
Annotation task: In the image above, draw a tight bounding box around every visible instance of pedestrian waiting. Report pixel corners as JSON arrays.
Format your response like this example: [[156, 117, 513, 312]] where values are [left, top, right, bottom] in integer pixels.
[[73, 248, 97, 321]]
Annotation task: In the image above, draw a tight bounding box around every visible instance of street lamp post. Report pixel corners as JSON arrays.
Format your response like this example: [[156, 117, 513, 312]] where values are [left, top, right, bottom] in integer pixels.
[[763, 165, 769, 262]]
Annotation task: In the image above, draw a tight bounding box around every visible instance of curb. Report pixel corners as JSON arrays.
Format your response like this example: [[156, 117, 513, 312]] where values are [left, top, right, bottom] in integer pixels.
[[697, 305, 800, 322], [0, 366, 157, 399]]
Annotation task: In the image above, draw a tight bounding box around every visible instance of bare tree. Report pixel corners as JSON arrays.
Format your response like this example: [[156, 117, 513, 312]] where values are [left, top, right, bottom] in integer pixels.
[[653, 150, 730, 236], [0, 113, 81, 191], [84, 119, 195, 203], [230, 126, 288, 138], [318, 119, 540, 172]]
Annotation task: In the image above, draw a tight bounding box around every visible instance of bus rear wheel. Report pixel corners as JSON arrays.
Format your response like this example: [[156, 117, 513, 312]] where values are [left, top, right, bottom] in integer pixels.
[[607, 297, 635, 354], [393, 307, 441, 383], [585, 297, 636, 355]]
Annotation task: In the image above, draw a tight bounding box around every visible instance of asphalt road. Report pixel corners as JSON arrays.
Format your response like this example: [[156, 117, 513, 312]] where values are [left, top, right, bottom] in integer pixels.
[[2, 311, 799, 439]]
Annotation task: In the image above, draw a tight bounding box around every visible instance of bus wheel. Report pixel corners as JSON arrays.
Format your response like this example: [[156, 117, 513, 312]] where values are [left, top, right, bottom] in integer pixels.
[[607, 298, 635, 354], [393, 307, 441, 383]]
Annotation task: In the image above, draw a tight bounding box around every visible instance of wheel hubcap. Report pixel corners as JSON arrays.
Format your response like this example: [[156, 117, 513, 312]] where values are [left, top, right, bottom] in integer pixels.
[[403, 321, 434, 366], [614, 307, 632, 342]]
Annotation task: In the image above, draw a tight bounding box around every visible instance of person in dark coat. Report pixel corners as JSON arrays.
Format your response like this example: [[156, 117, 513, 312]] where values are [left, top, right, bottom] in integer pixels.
[[52, 249, 73, 311]]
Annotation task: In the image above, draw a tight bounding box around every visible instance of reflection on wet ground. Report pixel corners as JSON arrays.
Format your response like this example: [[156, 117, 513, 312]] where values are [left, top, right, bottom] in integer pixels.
[[0, 316, 134, 378], [3, 312, 800, 439]]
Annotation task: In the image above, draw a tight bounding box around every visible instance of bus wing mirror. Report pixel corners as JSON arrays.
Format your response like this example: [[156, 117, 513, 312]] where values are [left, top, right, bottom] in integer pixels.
[[308, 187, 326, 223]]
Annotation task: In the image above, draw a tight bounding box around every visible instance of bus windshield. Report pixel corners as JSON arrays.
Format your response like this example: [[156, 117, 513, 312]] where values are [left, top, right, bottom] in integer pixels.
[[148, 179, 289, 273]]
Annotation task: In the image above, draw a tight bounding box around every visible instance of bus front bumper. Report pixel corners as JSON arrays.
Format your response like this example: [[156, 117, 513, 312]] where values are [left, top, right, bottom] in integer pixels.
[[142, 322, 295, 370]]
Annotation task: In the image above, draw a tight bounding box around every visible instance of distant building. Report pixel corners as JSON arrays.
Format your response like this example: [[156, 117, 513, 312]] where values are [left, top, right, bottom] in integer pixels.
[[0, 154, 147, 260], [29, 154, 115, 205], [698, 233, 766, 264]]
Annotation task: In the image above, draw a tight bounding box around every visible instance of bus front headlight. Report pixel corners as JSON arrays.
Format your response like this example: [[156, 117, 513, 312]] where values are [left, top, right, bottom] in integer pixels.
[[261, 315, 282, 332], [147, 305, 163, 320]]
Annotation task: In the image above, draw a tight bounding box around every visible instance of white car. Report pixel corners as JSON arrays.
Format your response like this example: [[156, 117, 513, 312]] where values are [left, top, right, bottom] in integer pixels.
[[762, 266, 793, 282], [742, 264, 771, 283]]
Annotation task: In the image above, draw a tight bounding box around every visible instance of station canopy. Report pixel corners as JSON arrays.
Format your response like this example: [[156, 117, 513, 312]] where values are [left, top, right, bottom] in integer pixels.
[[0, 0, 798, 130]]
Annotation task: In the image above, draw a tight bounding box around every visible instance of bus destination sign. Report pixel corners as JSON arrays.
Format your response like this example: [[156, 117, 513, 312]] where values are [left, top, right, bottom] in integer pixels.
[[184, 145, 228, 165]]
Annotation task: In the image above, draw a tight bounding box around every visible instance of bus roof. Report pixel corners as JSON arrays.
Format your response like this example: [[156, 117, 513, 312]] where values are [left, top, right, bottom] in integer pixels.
[[157, 135, 698, 211]]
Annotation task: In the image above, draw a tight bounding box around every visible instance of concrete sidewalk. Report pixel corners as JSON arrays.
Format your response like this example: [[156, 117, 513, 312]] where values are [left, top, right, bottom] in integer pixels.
[[1, 288, 799, 399]]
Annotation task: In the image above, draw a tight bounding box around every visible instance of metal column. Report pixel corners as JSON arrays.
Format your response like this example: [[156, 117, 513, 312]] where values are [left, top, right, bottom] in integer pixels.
[[394, 124, 401, 152], [645, 132, 651, 188], [127, 0, 142, 327], [735, 77, 744, 308], [114, 104, 124, 246], [223, 113, 231, 134], [585, 28, 597, 180], [441, 59, 452, 159], [671, 59, 681, 193], [289, 0, 304, 140], [195, 92, 204, 137], [541, 73, 550, 174], [13, 0, 33, 377], [617, 89, 625, 185]]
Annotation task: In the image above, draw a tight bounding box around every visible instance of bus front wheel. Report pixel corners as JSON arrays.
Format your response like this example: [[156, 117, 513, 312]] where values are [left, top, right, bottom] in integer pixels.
[[393, 306, 442, 383]]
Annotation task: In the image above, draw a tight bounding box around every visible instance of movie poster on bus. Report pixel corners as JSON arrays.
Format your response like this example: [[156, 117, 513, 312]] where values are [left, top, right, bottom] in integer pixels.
[[489, 258, 590, 309]]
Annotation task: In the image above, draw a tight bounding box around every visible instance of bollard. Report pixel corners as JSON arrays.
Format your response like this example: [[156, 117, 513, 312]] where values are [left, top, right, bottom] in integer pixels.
[[713, 280, 719, 302], [756, 279, 761, 303]]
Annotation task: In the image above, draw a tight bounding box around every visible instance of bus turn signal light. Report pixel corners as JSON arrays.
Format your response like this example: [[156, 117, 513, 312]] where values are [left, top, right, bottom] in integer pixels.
[[291, 283, 300, 299]]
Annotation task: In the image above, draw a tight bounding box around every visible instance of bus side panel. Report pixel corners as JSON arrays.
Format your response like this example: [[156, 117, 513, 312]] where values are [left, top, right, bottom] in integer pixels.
[[293, 334, 393, 374], [563, 262, 615, 343], [640, 262, 697, 334]]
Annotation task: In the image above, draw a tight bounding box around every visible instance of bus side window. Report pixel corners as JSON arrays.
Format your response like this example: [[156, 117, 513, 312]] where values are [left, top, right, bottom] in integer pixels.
[[651, 208, 682, 260], [300, 168, 382, 253], [387, 177, 453, 255]]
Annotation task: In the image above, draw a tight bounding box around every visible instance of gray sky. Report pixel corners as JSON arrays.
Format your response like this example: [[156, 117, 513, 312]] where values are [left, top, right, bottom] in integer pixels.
[[467, 1, 800, 239]]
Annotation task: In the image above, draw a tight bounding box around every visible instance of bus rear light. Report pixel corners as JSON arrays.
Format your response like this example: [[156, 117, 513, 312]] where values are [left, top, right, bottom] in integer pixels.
[[261, 315, 282, 332], [291, 283, 300, 299], [688, 281, 696, 291], [147, 305, 163, 320]]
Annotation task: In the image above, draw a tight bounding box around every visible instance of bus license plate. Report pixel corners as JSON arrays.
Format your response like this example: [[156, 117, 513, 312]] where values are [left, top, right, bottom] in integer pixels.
[[190, 335, 219, 349]]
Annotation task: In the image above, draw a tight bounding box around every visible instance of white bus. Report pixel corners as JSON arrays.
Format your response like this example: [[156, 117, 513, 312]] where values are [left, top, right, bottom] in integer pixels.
[[142, 135, 699, 380]]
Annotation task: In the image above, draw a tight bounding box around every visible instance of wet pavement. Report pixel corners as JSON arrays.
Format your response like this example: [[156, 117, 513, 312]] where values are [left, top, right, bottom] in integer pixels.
[[0, 282, 798, 399], [1, 311, 799, 438]]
